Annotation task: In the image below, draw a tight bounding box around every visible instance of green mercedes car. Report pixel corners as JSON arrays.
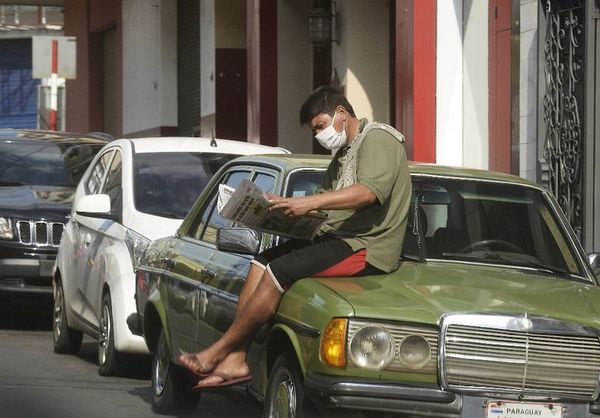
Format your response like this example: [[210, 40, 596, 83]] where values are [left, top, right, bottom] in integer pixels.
[[131, 154, 600, 418]]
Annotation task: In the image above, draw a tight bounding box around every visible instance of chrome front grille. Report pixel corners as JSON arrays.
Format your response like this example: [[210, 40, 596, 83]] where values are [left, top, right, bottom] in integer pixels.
[[441, 315, 600, 399], [17, 220, 64, 247], [347, 320, 438, 373]]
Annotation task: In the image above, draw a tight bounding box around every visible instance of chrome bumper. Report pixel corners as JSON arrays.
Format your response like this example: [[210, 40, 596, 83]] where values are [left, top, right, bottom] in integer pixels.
[[304, 373, 460, 417], [304, 374, 600, 418]]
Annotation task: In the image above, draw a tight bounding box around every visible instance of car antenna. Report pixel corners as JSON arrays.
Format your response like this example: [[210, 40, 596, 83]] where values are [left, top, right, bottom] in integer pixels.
[[413, 194, 426, 263], [210, 129, 217, 147]]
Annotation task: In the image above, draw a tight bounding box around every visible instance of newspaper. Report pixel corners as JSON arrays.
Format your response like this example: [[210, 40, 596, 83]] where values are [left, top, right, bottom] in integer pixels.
[[219, 179, 327, 240]]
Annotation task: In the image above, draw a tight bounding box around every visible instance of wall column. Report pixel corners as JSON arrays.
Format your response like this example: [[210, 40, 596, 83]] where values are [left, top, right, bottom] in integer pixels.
[[247, 0, 277, 146]]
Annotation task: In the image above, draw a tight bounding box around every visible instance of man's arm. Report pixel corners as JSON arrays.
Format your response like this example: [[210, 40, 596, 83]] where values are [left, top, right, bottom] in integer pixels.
[[268, 183, 376, 217]]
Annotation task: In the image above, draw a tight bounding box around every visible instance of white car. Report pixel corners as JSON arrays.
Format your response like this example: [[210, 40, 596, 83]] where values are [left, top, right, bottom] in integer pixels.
[[52, 136, 286, 375]]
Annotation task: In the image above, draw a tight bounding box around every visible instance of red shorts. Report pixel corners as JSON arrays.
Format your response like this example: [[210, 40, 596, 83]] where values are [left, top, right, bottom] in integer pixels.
[[252, 235, 384, 292]]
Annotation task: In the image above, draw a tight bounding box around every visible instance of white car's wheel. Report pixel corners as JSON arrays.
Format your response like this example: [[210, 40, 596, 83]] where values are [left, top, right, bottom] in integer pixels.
[[53, 281, 83, 354], [98, 292, 121, 376]]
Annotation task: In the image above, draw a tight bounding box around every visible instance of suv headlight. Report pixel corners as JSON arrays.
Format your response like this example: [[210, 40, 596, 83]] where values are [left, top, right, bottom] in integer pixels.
[[0, 217, 14, 239], [125, 229, 150, 269], [348, 325, 395, 369]]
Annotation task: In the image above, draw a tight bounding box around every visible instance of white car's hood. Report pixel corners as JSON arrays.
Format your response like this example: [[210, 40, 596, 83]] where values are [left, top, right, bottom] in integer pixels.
[[126, 212, 183, 241]]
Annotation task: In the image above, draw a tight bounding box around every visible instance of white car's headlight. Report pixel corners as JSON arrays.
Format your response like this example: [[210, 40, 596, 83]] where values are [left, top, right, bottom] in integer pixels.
[[398, 335, 431, 369], [348, 325, 395, 369], [125, 229, 150, 268], [0, 217, 14, 239]]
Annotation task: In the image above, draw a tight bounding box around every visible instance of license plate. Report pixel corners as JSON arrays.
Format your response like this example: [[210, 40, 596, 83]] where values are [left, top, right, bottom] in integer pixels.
[[487, 401, 562, 418]]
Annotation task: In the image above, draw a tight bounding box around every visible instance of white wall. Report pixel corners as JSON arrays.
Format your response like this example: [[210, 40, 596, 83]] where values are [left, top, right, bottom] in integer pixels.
[[277, 0, 313, 153], [335, 0, 390, 124], [463, 0, 489, 169], [122, 0, 177, 135], [436, 0, 464, 167], [436, 0, 489, 170], [200, 0, 215, 136], [519, 0, 538, 181]]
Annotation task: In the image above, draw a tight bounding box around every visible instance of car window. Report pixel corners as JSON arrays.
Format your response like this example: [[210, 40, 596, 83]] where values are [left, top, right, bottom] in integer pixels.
[[253, 172, 276, 194], [0, 140, 103, 187], [191, 170, 252, 242], [102, 150, 122, 217], [133, 152, 236, 219], [402, 177, 584, 276], [285, 170, 325, 197], [86, 150, 115, 195]]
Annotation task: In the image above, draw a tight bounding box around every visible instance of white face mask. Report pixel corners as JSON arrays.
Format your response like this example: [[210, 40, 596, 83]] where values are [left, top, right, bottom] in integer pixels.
[[315, 112, 347, 150]]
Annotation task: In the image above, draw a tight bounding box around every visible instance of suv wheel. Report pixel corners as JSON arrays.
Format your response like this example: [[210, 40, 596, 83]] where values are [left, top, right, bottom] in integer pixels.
[[98, 292, 121, 376], [265, 351, 317, 418], [152, 328, 198, 414], [53, 281, 83, 354]]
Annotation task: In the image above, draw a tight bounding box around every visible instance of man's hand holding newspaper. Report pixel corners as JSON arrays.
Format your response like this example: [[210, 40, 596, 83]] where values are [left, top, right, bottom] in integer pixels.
[[218, 180, 327, 240]]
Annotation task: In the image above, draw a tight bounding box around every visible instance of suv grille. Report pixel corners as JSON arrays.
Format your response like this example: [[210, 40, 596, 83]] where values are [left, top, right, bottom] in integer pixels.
[[442, 319, 600, 399], [17, 221, 64, 247]]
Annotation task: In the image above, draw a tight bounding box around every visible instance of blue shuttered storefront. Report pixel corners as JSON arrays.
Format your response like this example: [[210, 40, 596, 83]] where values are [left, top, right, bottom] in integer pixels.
[[0, 38, 40, 128]]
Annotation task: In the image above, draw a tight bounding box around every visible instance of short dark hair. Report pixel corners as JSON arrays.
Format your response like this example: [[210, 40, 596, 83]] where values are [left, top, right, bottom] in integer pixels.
[[299, 86, 356, 125]]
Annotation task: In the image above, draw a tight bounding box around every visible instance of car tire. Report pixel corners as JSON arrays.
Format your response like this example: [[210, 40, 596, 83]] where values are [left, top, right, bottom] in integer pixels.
[[98, 292, 121, 376], [53, 281, 83, 354], [265, 351, 322, 418], [151, 328, 198, 414]]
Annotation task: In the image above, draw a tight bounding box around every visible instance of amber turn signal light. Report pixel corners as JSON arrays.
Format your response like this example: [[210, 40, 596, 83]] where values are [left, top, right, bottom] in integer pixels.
[[320, 318, 348, 368]]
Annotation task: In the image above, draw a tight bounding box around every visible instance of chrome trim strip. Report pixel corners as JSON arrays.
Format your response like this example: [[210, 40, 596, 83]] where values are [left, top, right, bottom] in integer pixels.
[[274, 313, 320, 338]]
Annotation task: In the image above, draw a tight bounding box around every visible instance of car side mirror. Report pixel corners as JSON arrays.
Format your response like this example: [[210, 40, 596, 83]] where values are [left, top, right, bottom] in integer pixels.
[[216, 227, 262, 255], [588, 253, 600, 277], [75, 194, 118, 221]]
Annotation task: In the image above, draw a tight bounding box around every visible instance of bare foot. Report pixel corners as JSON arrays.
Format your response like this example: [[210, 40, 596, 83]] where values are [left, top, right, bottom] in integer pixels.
[[194, 351, 250, 387], [178, 348, 224, 376]]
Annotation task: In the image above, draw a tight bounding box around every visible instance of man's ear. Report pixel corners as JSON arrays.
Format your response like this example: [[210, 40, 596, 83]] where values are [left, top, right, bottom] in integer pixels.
[[336, 105, 347, 119]]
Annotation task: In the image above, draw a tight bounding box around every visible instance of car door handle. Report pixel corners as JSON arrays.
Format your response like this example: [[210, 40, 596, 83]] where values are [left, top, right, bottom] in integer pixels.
[[200, 268, 215, 279], [162, 257, 176, 269]]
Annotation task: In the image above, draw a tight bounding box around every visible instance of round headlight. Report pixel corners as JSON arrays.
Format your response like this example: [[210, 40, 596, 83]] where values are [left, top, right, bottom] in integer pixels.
[[398, 335, 431, 369], [349, 325, 395, 369], [0, 217, 13, 240]]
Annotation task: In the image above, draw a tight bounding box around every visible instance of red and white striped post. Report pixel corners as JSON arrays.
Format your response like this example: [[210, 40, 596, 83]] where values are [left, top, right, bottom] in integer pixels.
[[48, 39, 58, 131]]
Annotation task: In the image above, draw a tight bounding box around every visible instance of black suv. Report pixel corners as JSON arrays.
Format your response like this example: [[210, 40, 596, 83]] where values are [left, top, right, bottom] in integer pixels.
[[0, 130, 107, 295]]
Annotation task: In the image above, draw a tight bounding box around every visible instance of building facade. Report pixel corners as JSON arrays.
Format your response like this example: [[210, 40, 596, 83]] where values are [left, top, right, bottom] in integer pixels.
[[2, 0, 598, 252]]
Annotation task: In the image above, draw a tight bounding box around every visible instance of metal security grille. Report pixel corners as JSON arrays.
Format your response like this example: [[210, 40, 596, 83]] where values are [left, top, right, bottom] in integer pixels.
[[17, 220, 64, 247], [541, 0, 585, 239], [347, 320, 438, 374], [442, 323, 600, 399]]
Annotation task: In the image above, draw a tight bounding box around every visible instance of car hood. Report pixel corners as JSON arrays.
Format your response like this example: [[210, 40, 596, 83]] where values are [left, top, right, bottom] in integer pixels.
[[312, 260, 600, 328], [0, 185, 73, 218]]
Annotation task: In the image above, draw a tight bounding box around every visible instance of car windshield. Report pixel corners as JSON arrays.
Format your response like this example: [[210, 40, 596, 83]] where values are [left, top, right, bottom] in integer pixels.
[[402, 177, 584, 277], [0, 140, 103, 187], [134, 152, 237, 219]]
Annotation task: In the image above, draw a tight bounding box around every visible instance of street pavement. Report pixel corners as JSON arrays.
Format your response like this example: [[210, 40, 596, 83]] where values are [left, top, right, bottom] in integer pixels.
[[0, 294, 261, 418]]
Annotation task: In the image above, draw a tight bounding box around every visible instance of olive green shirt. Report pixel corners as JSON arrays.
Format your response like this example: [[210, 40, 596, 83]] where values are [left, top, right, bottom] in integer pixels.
[[319, 119, 411, 272]]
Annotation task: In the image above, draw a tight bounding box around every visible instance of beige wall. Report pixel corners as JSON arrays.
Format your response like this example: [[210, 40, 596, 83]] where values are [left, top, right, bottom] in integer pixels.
[[334, 0, 390, 123], [122, 0, 177, 135], [277, 0, 313, 153], [215, 0, 245, 49]]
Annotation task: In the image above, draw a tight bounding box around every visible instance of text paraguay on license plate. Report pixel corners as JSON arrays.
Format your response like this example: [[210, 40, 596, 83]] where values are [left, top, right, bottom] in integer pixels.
[[486, 401, 562, 418]]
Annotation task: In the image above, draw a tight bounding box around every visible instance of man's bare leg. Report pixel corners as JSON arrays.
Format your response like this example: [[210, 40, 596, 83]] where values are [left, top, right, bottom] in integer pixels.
[[179, 265, 281, 377]]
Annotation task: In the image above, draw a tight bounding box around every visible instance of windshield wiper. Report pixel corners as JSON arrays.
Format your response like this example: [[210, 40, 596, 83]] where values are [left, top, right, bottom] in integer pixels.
[[150, 211, 183, 219], [0, 181, 25, 186], [464, 252, 573, 278]]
